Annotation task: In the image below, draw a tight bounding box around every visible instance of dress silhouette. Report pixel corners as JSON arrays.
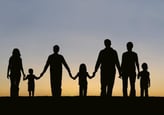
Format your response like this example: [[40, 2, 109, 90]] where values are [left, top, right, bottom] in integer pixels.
[[120, 42, 140, 97], [7, 48, 26, 97], [40, 45, 72, 97], [93, 39, 121, 96], [72, 63, 93, 96], [138, 63, 150, 97], [23, 68, 40, 97]]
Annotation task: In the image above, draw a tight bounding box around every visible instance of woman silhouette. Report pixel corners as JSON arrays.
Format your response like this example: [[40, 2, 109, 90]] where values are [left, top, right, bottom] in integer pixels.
[[7, 48, 26, 97]]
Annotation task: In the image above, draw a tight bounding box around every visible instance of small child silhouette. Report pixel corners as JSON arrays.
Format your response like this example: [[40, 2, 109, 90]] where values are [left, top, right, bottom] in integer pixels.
[[72, 63, 94, 96], [23, 68, 40, 97], [138, 63, 150, 97]]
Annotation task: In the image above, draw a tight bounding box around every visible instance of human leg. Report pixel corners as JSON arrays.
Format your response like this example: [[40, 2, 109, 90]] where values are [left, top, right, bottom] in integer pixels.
[[107, 75, 115, 96], [129, 73, 136, 97], [145, 88, 149, 97], [122, 75, 128, 97]]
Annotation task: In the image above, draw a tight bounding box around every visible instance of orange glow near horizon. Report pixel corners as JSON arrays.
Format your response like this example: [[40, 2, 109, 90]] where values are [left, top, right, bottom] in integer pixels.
[[1, 65, 163, 97]]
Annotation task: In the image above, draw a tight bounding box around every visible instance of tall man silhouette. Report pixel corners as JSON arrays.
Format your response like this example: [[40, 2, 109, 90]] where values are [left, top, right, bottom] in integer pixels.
[[93, 39, 121, 96], [120, 42, 140, 97], [39, 45, 72, 97]]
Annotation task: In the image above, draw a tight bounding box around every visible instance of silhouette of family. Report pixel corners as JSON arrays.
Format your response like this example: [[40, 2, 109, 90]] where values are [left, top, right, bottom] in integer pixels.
[[7, 39, 151, 97]]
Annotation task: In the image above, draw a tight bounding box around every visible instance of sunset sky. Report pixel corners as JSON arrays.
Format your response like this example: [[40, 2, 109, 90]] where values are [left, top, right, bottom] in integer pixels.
[[0, 0, 164, 97]]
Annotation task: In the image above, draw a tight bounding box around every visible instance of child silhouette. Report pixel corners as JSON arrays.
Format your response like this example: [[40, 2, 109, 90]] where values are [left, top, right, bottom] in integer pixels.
[[72, 63, 94, 96], [138, 63, 150, 97], [23, 68, 40, 97]]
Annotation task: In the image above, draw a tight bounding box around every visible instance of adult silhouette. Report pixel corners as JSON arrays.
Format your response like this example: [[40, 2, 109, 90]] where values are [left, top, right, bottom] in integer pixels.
[[39, 45, 72, 97], [7, 48, 26, 97], [93, 39, 121, 96], [120, 42, 140, 97]]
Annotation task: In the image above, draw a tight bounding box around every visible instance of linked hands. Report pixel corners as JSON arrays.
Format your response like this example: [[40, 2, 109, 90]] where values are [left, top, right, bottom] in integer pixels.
[[70, 71, 96, 80], [39, 72, 44, 79], [90, 71, 96, 79], [118, 73, 122, 79], [68, 71, 74, 79]]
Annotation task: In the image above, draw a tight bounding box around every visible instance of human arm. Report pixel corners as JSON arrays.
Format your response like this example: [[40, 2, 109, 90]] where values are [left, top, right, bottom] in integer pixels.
[[62, 56, 73, 79], [135, 53, 140, 74], [93, 51, 102, 77], [34, 75, 40, 80], [119, 54, 125, 79], [87, 72, 94, 79], [148, 79, 151, 87], [137, 72, 140, 79], [115, 51, 121, 77], [7, 58, 11, 79], [7, 62, 10, 79], [7, 67, 10, 79], [20, 59, 26, 79], [148, 72, 151, 87], [39, 56, 50, 78], [72, 73, 79, 80], [23, 75, 28, 80]]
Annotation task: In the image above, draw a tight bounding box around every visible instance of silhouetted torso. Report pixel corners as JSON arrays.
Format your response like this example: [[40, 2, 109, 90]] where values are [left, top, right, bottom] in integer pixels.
[[76, 72, 89, 85], [98, 47, 118, 73], [48, 53, 64, 72], [139, 70, 150, 88], [121, 51, 138, 74], [9, 56, 23, 77]]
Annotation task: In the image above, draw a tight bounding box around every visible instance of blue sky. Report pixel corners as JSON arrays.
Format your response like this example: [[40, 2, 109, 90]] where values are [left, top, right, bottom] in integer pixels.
[[0, 0, 164, 96]]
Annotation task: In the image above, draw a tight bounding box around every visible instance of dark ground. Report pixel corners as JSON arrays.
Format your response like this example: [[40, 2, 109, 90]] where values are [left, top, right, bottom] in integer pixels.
[[0, 96, 164, 114]]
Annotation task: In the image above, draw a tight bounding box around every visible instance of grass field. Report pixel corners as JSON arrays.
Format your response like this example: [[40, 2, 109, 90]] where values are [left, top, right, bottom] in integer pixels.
[[0, 96, 164, 114]]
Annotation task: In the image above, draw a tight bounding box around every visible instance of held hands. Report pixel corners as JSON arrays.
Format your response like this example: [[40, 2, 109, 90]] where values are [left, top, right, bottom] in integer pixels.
[[69, 71, 97, 80], [118, 75, 122, 79], [36, 76, 40, 80], [118, 71, 122, 79], [66, 68, 73, 79], [23, 73, 26, 80], [69, 73, 76, 80], [72, 77, 76, 80], [23, 76, 26, 80], [39, 72, 44, 79], [68, 71, 75, 80], [92, 71, 96, 77], [137, 72, 141, 79], [89, 71, 96, 79]]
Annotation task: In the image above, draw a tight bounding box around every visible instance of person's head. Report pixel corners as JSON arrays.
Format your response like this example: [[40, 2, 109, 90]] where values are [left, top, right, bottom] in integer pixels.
[[53, 45, 60, 53], [12, 48, 21, 57], [142, 63, 148, 71], [28, 68, 34, 74], [104, 39, 111, 48], [79, 63, 87, 73], [126, 42, 133, 51]]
